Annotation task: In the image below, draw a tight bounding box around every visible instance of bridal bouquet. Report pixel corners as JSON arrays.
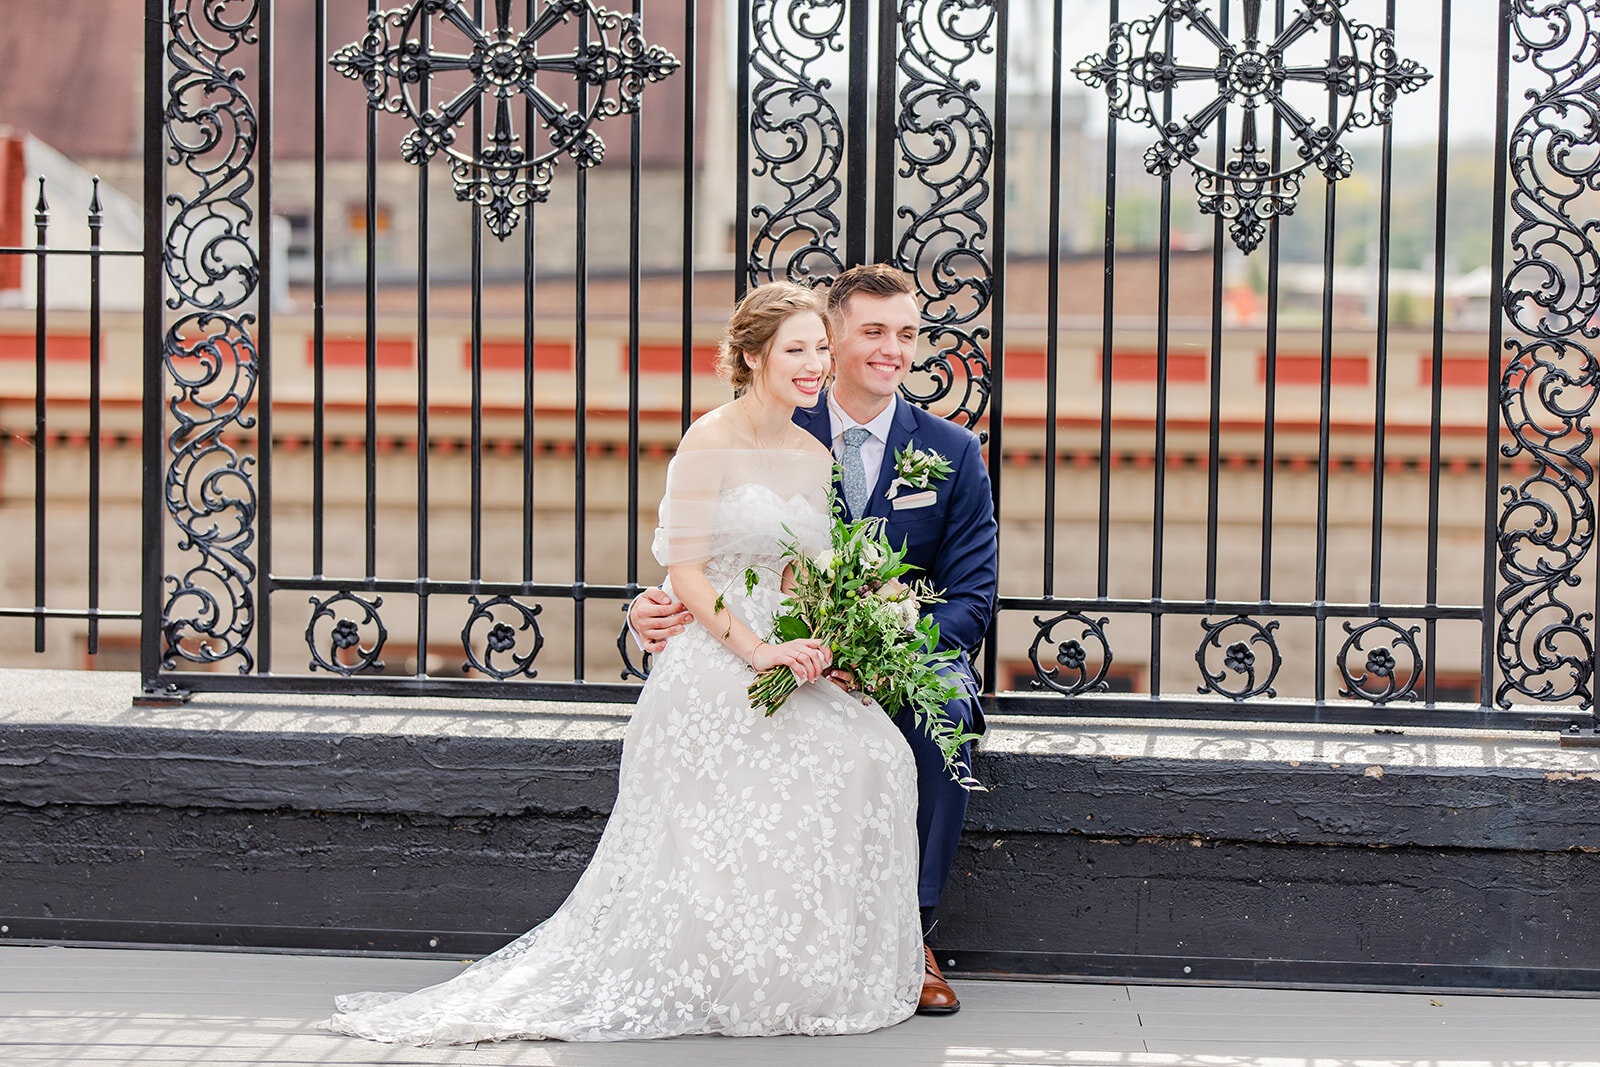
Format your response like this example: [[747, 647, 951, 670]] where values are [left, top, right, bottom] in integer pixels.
[[745, 506, 983, 790]]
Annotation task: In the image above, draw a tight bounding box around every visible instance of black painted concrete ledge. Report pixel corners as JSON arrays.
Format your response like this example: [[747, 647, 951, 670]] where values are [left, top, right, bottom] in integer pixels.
[[2, 669, 1598, 991]]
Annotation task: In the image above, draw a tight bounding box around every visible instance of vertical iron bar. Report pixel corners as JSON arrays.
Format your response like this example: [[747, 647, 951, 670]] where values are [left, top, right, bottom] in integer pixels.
[[627, 0, 642, 594], [1260, 0, 1285, 604], [1482, 0, 1512, 709], [1314, 22, 1340, 705], [734, 0, 751, 299], [1203, 4, 1229, 603], [1149, 17, 1175, 696], [574, 4, 590, 679], [418, 11, 433, 673], [1043, 0, 1063, 600], [87, 179, 104, 655], [1369, 2, 1395, 607], [312, 0, 327, 578], [680, 0, 696, 433], [1097, 0, 1119, 600], [258, 0, 274, 672], [1425, 0, 1453, 704], [982, 0, 1008, 696], [523, 0, 537, 584], [141, 0, 164, 690], [365, 0, 380, 580], [844, 0, 870, 268], [1370, 0, 1396, 606], [32, 179, 47, 653], [871, 0, 898, 264], [470, 0, 485, 583]]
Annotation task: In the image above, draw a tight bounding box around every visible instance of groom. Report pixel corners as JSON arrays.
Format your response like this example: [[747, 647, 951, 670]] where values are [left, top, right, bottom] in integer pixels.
[[630, 263, 999, 1015]]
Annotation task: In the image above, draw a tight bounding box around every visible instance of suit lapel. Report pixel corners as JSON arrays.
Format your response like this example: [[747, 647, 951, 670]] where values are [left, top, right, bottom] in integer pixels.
[[793, 392, 845, 502], [864, 397, 917, 521], [793, 393, 832, 450]]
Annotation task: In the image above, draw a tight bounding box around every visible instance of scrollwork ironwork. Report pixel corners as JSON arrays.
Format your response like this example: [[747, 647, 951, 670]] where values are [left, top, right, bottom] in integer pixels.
[[1497, 0, 1600, 709], [332, 0, 679, 239], [1196, 615, 1281, 701], [306, 592, 388, 675], [1336, 619, 1421, 703], [462, 595, 545, 679], [746, 0, 847, 287], [616, 615, 650, 681], [892, 0, 997, 429], [1074, 0, 1429, 253], [1027, 613, 1113, 696], [159, 0, 262, 673]]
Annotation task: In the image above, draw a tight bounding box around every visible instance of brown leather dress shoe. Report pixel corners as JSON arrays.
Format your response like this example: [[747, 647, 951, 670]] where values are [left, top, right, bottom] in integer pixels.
[[916, 944, 960, 1015]]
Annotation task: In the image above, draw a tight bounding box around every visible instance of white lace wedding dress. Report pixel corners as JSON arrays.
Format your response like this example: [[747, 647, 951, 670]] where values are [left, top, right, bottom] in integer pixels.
[[327, 448, 922, 1045]]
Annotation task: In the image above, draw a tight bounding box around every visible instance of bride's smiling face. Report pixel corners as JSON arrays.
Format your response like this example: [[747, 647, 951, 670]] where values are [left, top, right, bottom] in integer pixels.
[[750, 310, 830, 407]]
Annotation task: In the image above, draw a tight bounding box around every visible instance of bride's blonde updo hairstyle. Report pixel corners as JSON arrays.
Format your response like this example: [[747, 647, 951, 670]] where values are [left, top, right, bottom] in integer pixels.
[[715, 281, 828, 395]]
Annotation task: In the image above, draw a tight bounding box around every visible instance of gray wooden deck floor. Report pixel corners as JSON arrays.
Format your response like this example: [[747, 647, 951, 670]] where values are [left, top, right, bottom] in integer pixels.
[[1, 946, 1596, 1066]]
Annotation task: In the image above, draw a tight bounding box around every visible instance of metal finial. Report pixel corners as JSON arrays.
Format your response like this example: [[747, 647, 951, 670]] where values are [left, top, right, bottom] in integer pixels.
[[33, 176, 47, 221], [88, 175, 103, 220]]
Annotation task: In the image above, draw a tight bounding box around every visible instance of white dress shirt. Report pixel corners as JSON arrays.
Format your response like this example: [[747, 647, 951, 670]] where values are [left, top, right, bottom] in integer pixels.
[[827, 391, 898, 493]]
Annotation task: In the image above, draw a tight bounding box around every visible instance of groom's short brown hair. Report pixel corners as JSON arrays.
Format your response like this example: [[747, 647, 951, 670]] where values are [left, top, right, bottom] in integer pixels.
[[826, 263, 915, 323]]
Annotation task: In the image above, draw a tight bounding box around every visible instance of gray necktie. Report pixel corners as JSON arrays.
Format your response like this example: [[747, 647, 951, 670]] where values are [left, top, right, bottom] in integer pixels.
[[840, 426, 872, 519]]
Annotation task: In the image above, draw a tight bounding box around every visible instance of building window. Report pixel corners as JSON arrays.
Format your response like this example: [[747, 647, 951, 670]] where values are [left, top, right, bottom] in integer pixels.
[[347, 202, 395, 268], [1001, 660, 1144, 694], [283, 210, 312, 283], [1429, 673, 1482, 704]]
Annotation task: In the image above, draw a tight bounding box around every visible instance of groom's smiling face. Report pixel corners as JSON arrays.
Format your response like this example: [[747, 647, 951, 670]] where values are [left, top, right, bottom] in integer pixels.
[[832, 291, 920, 416]]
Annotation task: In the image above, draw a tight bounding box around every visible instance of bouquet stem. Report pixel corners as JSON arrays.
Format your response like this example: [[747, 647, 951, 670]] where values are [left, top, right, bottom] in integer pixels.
[[748, 664, 799, 717]]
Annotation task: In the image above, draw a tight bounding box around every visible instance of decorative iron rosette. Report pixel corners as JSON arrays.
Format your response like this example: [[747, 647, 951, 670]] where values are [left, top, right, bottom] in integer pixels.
[[1195, 615, 1281, 701], [1336, 619, 1421, 703], [1027, 612, 1114, 696], [1074, 0, 1430, 253], [461, 595, 545, 679], [306, 592, 388, 675], [746, 0, 847, 288], [333, 0, 680, 238], [1496, 0, 1600, 708]]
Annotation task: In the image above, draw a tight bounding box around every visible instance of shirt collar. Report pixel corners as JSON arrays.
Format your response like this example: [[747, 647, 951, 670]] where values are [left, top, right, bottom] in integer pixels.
[[826, 391, 898, 444]]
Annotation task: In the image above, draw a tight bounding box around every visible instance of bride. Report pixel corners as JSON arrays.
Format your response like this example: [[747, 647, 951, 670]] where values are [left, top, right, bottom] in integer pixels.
[[327, 282, 923, 1044]]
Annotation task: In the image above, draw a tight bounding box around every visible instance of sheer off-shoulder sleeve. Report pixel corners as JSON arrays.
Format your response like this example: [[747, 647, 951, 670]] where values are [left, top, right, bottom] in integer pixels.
[[651, 448, 833, 568], [652, 449, 727, 567]]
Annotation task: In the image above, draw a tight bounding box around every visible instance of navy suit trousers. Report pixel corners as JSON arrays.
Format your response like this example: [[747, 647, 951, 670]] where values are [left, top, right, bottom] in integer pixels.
[[894, 659, 977, 910]]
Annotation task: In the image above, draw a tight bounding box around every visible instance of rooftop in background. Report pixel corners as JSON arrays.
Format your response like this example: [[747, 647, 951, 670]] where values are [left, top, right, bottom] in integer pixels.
[[0, 0, 709, 166]]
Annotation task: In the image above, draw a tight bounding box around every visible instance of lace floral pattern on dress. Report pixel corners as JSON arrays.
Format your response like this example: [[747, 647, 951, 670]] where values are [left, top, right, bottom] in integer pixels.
[[327, 456, 921, 1045]]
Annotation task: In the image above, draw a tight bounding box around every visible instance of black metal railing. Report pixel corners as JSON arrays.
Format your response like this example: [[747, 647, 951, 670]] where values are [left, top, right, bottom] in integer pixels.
[[3, 1, 1594, 731], [0, 174, 142, 658]]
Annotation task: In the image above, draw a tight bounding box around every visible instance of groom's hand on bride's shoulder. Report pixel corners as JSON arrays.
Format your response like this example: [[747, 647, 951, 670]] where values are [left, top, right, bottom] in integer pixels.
[[630, 588, 693, 653]]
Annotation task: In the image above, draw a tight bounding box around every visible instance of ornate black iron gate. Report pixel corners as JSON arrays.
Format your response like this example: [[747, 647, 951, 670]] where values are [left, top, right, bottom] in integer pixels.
[[121, 0, 1597, 730]]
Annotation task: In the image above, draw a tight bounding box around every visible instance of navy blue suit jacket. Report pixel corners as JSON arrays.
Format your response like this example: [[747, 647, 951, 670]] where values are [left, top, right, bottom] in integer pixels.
[[794, 393, 998, 728]]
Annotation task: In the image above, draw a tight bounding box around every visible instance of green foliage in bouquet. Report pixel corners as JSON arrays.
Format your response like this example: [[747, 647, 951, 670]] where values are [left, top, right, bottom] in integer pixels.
[[745, 500, 984, 791]]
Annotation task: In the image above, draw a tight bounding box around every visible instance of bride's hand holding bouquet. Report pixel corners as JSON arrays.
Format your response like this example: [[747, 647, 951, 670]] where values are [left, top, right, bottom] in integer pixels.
[[750, 634, 832, 685], [746, 501, 984, 791]]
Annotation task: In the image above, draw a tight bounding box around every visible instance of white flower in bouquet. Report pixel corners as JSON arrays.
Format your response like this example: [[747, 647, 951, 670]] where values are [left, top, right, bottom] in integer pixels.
[[869, 579, 921, 631], [745, 500, 983, 790]]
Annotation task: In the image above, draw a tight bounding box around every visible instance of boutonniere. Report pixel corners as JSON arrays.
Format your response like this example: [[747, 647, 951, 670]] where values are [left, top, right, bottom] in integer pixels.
[[886, 443, 953, 499]]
